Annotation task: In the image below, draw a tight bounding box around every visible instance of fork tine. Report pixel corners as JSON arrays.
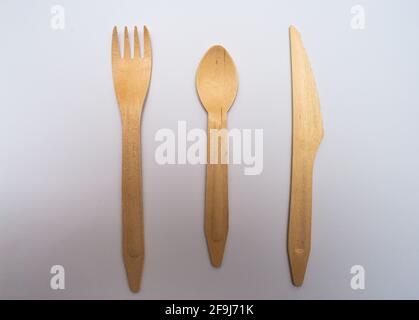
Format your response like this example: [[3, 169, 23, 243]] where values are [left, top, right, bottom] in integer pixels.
[[124, 26, 131, 59], [134, 26, 140, 58], [143, 26, 151, 59], [112, 26, 120, 61]]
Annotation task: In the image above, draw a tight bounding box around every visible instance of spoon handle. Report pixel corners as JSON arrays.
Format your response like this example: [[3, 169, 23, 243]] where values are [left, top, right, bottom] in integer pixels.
[[205, 111, 228, 267]]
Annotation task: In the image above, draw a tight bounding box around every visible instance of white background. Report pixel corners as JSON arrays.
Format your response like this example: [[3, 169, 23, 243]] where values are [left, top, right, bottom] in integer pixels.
[[1, 0, 419, 299]]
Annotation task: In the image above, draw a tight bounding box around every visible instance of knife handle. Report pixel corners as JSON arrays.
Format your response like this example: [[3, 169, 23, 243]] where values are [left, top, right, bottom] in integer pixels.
[[288, 153, 314, 287], [121, 115, 144, 292], [205, 111, 229, 267]]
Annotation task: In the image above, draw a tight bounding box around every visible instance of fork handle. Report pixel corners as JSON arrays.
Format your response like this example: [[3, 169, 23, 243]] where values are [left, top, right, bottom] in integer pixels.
[[205, 110, 229, 267], [121, 115, 144, 292]]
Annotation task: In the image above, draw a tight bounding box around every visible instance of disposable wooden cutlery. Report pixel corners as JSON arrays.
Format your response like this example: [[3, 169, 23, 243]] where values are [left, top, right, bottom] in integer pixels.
[[196, 45, 238, 267], [111, 25, 152, 292], [288, 26, 324, 286]]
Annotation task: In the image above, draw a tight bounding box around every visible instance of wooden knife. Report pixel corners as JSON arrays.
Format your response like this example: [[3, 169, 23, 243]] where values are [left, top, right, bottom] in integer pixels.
[[288, 26, 324, 287]]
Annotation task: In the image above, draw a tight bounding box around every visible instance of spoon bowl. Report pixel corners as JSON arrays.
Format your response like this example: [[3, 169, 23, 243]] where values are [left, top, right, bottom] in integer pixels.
[[196, 45, 238, 113]]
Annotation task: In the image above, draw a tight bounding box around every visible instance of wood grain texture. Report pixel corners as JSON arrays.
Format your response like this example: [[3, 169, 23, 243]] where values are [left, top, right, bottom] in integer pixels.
[[112, 26, 152, 292], [196, 45, 238, 267], [288, 26, 324, 287]]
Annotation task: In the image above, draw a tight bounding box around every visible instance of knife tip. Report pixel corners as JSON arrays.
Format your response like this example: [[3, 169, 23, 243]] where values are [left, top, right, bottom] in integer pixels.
[[289, 25, 300, 36]]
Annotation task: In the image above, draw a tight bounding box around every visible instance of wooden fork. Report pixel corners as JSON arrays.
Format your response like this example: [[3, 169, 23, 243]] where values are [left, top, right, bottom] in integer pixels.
[[111, 26, 152, 292]]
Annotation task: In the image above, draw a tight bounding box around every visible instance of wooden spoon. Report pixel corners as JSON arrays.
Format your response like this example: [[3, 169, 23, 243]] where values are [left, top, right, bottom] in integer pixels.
[[196, 45, 238, 267]]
